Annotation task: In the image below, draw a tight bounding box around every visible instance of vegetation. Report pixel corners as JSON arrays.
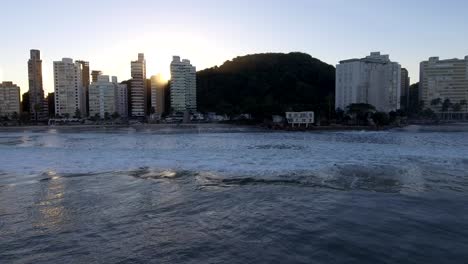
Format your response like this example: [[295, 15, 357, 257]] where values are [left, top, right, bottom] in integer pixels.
[[345, 103, 376, 125], [197, 52, 335, 120]]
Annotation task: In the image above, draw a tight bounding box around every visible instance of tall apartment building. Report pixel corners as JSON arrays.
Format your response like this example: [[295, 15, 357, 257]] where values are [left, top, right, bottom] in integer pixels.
[[0, 82, 21, 117], [150, 74, 166, 118], [28, 49, 47, 120], [53, 58, 85, 117], [336, 52, 401, 112], [89, 76, 128, 119], [130, 53, 147, 118], [401, 68, 410, 109], [170, 56, 196, 113], [420, 56, 468, 112], [91, 70, 102, 83], [76, 60, 90, 116], [115, 79, 128, 119]]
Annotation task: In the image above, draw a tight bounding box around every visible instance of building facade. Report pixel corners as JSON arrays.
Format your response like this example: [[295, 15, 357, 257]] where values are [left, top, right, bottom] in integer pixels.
[[130, 53, 147, 118], [150, 74, 166, 119], [28, 49, 47, 119], [89, 76, 128, 119], [0, 82, 21, 117], [401, 68, 410, 109], [336, 52, 401, 112], [91, 70, 102, 83], [420, 56, 468, 112], [76, 60, 90, 116], [53, 58, 85, 117], [170, 56, 196, 113]]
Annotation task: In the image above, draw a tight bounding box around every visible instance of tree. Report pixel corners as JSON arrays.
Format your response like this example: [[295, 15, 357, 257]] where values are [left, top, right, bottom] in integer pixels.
[[421, 108, 436, 119], [150, 107, 156, 115], [64, 113, 70, 119], [74, 108, 82, 119], [442, 99, 452, 112], [111, 112, 120, 120], [372, 112, 390, 127], [19, 112, 30, 125], [104, 112, 110, 120], [11, 112, 19, 121], [431, 98, 442, 109], [346, 103, 376, 125], [452, 103, 462, 112]]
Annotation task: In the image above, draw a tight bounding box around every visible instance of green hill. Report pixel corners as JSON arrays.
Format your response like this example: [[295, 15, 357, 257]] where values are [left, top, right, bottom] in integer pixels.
[[197, 52, 336, 119]]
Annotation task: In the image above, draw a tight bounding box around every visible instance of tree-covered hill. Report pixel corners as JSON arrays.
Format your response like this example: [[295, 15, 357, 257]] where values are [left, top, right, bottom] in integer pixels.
[[196, 52, 336, 119]]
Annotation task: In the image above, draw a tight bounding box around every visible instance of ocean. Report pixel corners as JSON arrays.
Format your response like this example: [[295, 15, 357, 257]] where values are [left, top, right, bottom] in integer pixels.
[[1, 125, 467, 263]]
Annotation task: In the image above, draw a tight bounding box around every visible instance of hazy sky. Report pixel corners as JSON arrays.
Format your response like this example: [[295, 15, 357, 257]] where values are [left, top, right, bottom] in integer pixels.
[[1, 0, 468, 94]]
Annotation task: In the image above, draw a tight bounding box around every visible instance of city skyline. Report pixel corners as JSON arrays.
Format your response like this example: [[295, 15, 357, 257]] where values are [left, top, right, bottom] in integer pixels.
[[1, 0, 468, 95]]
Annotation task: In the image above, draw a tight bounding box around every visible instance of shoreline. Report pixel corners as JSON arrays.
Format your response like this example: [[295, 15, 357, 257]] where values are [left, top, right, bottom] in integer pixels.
[[1, 122, 468, 133]]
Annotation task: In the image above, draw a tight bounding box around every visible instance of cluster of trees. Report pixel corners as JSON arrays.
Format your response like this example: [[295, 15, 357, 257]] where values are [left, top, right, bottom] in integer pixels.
[[197, 52, 335, 121], [430, 98, 467, 112], [335, 103, 406, 127]]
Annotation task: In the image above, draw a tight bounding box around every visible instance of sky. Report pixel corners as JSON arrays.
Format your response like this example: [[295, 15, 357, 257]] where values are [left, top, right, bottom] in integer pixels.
[[1, 0, 468, 95]]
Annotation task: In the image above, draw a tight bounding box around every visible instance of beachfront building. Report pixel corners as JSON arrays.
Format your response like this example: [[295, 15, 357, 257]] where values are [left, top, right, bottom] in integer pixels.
[[150, 74, 166, 119], [401, 68, 410, 109], [170, 56, 196, 113], [115, 77, 128, 119], [420, 56, 468, 113], [91, 70, 102, 83], [76, 60, 90, 116], [28, 49, 48, 120], [0, 82, 21, 117], [336, 52, 401, 112], [286, 112, 315, 127], [89, 76, 128, 119], [53, 58, 86, 118], [130, 53, 147, 118]]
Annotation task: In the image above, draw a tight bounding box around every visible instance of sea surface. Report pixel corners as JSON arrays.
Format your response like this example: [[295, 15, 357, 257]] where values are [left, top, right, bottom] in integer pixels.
[[1, 125, 468, 263]]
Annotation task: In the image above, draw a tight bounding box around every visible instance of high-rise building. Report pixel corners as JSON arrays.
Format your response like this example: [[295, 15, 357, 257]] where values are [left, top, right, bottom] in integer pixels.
[[89, 76, 128, 119], [76, 60, 90, 116], [91, 70, 102, 83], [28, 49, 46, 119], [170, 56, 196, 113], [0, 82, 21, 117], [53, 58, 85, 117], [115, 79, 128, 119], [420, 56, 468, 112], [130, 53, 147, 118], [335, 52, 401, 112], [150, 74, 167, 119], [400, 68, 410, 109]]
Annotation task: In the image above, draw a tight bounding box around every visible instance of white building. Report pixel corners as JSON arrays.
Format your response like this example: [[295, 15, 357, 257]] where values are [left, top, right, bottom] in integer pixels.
[[170, 56, 196, 113], [89, 76, 128, 119], [131, 53, 146, 118], [0, 82, 21, 117], [286, 112, 315, 127], [420, 56, 468, 112], [53, 58, 86, 117], [336, 52, 401, 112], [150, 74, 166, 119]]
